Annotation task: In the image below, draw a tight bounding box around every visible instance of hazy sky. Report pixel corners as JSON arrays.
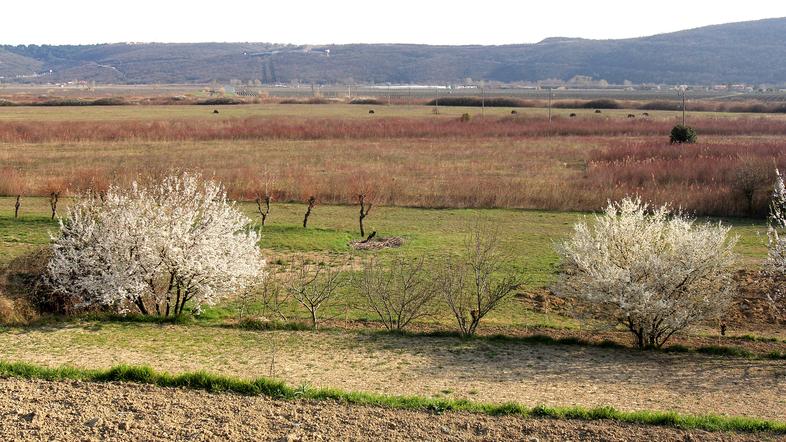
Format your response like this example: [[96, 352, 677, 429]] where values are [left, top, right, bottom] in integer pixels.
[[3, 1, 786, 45]]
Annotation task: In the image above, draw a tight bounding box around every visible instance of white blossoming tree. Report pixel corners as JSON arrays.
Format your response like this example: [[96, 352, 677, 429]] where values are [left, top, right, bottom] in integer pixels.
[[46, 172, 265, 317], [556, 197, 737, 349], [765, 169, 786, 319]]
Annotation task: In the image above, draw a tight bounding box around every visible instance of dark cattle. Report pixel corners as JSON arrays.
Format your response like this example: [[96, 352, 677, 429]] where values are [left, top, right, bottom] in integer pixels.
[[627, 114, 635, 118], [213, 110, 219, 114], [368, 109, 375, 114], [595, 109, 602, 114], [569, 113, 577, 118], [511, 110, 518, 115], [642, 112, 650, 117]]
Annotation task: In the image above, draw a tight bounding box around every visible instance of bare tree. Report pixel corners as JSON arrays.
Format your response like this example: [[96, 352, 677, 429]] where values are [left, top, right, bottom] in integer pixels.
[[14, 195, 20, 219], [357, 256, 436, 331], [284, 258, 347, 329], [434, 224, 521, 337], [255, 170, 276, 227], [258, 267, 289, 321], [49, 192, 59, 220], [303, 196, 316, 228], [236, 267, 289, 322], [358, 193, 372, 237], [255, 193, 271, 227]]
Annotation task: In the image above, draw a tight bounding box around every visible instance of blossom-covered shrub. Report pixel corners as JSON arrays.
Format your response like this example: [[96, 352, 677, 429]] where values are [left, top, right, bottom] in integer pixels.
[[764, 169, 786, 320], [46, 172, 264, 317], [556, 197, 737, 349]]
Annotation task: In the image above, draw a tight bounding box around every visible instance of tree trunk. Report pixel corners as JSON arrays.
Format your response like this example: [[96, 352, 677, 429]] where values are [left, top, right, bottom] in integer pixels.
[[14, 195, 20, 219], [134, 297, 149, 315], [256, 194, 271, 226], [303, 196, 316, 228], [358, 194, 372, 237], [50, 192, 59, 220]]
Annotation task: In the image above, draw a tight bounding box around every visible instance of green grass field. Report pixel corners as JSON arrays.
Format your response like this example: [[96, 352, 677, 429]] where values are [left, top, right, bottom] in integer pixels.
[[2, 102, 786, 430], [0, 196, 770, 329]]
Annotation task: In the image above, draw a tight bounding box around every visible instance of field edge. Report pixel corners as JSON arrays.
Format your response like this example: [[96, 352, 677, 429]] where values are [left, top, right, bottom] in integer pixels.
[[1, 360, 783, 435]]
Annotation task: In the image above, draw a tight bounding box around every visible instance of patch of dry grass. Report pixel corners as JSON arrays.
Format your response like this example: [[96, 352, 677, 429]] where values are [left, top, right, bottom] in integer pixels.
[[1, 322, 784, 420]]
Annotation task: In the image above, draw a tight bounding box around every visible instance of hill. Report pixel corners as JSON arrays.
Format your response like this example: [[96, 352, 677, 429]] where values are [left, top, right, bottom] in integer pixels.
[[1, 18, 785, 85]]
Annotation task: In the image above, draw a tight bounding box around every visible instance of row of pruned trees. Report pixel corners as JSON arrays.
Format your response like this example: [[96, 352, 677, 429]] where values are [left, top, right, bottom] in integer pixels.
[[256, 192, 373, 236], [241, 225, 521, 335]]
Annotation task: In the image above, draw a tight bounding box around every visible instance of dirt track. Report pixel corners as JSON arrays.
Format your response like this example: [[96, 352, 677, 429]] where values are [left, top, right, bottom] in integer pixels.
[[0, 378, 778, 442]]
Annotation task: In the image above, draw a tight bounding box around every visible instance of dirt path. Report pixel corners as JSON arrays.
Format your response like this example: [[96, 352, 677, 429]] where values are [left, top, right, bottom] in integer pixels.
[[2, 323, 785, 420], [0, 378, 777, 442]]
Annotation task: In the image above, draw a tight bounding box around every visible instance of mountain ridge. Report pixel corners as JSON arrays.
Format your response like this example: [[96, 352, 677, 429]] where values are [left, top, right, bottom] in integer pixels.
[[1, 17, 785, 85]]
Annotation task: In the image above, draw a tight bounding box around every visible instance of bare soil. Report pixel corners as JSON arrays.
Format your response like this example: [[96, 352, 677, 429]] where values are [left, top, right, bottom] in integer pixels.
[[0, 378, 778, 442], [2, 324, 785, 421]]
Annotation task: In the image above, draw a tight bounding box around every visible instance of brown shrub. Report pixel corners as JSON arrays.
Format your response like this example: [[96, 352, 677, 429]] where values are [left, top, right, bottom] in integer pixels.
[[0, 293, 38, 325], [0, 248, 89, 317]]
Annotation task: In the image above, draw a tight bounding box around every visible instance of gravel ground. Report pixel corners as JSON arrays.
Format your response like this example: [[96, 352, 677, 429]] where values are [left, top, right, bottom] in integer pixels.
[[0, 378, 780, 442]]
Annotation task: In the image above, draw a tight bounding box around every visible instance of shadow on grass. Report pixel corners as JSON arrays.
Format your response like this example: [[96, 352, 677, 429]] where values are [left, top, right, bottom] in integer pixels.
[[5, 313, 785, 361]]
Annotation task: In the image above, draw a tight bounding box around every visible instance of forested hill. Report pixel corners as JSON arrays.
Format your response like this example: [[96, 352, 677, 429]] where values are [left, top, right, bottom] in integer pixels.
[[2, 17, 786, 85]]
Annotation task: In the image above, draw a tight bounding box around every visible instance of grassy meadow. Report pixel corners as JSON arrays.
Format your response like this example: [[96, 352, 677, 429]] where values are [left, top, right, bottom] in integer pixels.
[[2, 102, 786, 432], [0, 196, 771, 325]]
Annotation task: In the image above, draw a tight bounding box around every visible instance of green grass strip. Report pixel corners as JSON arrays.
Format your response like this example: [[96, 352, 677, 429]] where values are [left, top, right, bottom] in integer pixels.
[[0, 360, 783, 434]]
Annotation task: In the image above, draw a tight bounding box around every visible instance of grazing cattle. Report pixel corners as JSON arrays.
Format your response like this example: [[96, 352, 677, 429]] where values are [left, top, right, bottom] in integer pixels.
[[595, 109, 602, 114], [642, 112, 650, 117], [511, 110, 518, 115], [368, 109, 375, 114], [569, 113, 577, 118], [213, 109, 219, 114], [627, 114, 635, 118]]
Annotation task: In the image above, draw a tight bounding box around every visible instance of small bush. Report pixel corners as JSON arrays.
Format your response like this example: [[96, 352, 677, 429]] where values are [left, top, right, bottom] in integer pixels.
[[424, 97, 533, 108], [357, 256, 437, 331], [581, 99, 620, 109], [670, 125, 698, 144], [91, 97, 128, 106], [196, 97, 244, 105], [555, 197, 737, 349], [0, 294, 38, 325], [350, 97, 385, 105], [434, 222, 521, 337], [0, 249, 83, 316]]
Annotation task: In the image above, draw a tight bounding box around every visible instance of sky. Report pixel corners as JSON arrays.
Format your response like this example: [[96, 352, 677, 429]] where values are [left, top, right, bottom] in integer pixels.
[[2, 1, 786, 46]]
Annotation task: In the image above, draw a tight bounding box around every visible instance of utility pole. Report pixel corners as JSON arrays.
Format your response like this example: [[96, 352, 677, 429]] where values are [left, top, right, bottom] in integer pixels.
[[676, 86, 688, 125], [387, 84, 391, 105], [681, 89, 686, 125], [348, 84, 351, 100]]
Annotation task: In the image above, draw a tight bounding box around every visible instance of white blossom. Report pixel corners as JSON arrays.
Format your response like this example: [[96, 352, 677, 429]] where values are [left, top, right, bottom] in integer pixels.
[[555, 197, 737, 349], [46, 173, 265, 317], [764, 169, 786, 317]]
